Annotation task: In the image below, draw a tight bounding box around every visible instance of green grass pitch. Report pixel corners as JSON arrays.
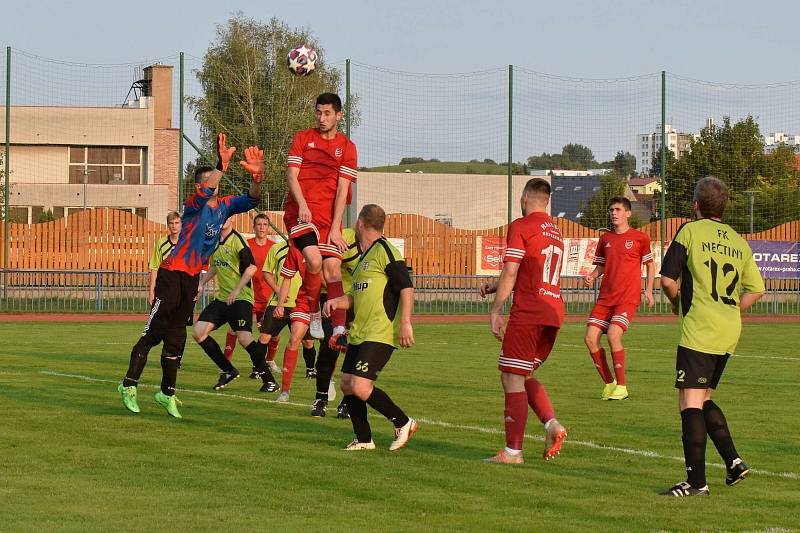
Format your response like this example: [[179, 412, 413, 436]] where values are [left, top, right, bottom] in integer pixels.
[[1, 321, 798, 532]]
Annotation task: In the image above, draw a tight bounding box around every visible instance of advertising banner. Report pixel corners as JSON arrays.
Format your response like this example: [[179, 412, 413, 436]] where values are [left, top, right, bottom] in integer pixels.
[[749, 240, 800, 279]]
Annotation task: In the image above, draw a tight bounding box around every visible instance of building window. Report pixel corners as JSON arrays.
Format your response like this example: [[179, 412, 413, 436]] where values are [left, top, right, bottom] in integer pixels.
[[554, 186, 564, 191], [68, 146, 144, 185], [574, 186, 582, 191], [576, 212, 584, 219], [592, 186, 601, 192], [556, 212, 566, 218]]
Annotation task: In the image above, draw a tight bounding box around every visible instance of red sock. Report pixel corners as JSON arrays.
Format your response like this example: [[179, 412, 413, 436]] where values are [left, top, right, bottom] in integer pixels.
[[281, 348, 299, 391], [223, 332, 237, 361], [590, 348, 614, 384], [267, 335, 280, 362], [525, 378, 555, 425], [611, 350, 626, 385], [327, 280, 346, 328], [303, 270, 322, 312], [503, 391, 529, 451]]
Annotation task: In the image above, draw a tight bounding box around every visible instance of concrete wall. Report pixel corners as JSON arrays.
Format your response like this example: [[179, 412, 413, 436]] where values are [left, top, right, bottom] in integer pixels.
[[5, 145, 68, 183], [356, 172, 549, 230]]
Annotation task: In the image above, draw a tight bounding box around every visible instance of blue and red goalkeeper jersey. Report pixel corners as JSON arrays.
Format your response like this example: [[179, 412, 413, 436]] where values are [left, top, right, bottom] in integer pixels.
[[161, 187, 258, 276]]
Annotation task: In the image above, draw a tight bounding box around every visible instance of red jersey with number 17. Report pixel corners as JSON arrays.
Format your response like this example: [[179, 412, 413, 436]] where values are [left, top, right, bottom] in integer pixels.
[[284, 128, 357, 228], [592, 228, 653, 306], [503, 211, 565, 327]]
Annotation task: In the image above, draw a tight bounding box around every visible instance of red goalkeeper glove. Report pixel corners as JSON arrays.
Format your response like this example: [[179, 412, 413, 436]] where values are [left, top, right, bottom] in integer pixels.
[[240, 146, 265, 183], [216, 132, 236, 172]]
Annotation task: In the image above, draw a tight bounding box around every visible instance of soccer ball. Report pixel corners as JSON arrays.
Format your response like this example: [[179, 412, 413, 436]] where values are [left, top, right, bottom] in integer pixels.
[[287, 45, 318, 76]]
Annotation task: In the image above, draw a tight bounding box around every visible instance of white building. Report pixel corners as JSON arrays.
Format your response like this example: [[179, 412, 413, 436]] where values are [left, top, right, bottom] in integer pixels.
[[762, 132, 800, 154], [636, 124, 693, 175]]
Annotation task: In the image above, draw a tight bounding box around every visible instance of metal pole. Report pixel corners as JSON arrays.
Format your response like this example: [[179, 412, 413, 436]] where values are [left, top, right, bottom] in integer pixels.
[[659, 71, 666, 264], [507, 64, 513, 224], [178, 52, 184, 212], [745, 190, 757, 234], [4, 47, 11, 307], [345, 59, 353, 226]]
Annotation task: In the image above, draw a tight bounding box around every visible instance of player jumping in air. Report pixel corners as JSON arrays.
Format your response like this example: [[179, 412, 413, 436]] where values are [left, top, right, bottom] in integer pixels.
[[324, 204, 417, 451], [481, 178, 567, 464], [148, 211, 181, 307], [284, 93, 357, 347], [583, 196, 655, 400], [193, 218, 276, 391], [660, 176, 764, 497], [117, 135, 263, 418]]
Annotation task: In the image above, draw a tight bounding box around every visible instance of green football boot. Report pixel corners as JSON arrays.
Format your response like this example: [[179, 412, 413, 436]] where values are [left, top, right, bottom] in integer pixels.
[[601, 380, 617, 400], [118, 384, 140, 413], [154, 391, 183, 419]]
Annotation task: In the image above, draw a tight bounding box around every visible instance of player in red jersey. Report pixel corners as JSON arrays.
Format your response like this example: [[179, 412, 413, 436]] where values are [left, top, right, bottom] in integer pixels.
[[481, 178, 568, 464], [583, 196, 655, 401], [222, 214, 281, 374], [283, 93, 356, 348]]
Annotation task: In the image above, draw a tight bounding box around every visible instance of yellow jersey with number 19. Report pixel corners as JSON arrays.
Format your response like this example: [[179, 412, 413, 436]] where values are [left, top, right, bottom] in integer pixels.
[[661, 219, 764, 355]]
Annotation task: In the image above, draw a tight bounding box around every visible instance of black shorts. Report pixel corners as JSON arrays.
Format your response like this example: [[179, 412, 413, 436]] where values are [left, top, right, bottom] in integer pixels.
[[145, 268, 199, 330], [198, 299, 253, 332], [259, 305, 292, 336], [675, 346, 730, 389], [341, 341, 394, 381]]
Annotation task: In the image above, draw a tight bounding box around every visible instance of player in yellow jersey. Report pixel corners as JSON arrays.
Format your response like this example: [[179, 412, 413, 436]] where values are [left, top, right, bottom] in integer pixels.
[[147, 211, 181, 307], [660, 176, 765, 497]]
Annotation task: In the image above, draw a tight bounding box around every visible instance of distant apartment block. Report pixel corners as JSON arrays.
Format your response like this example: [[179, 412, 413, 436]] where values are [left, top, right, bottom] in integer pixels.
[[762, 132, 800, 154], [637, 124, 693, 175]]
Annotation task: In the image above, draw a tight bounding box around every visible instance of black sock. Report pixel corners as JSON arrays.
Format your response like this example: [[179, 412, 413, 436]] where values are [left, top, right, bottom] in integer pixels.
[[123, 337, 155, 387], [199, 337, 235, 372], [245, 341, 275, 384], [366, 387, 409, 429], [345, 394, 371, 442], [160, 355, 180, 395], [302, 345, 317, 370], [681, 408, 707, 488], [703, 400, 740, 468], [315, 343, 339, 400]]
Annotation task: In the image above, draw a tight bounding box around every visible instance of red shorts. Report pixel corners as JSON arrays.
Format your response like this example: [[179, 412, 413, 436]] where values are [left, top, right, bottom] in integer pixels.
[[587, 302, 637, 332], [498, 323, 560, 376], [285, 219, 343, 260], [288, 287, 313, 325], [253, 303, 267, 322]]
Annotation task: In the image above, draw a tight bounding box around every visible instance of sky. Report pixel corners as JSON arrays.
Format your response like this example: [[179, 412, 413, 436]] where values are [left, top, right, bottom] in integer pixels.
[[4, 0, 800, 167], [5, 0, 799, 82]]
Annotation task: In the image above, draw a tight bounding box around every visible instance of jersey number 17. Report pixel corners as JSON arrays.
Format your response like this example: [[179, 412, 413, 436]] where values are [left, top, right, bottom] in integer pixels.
[[540, 245, 563, 286]]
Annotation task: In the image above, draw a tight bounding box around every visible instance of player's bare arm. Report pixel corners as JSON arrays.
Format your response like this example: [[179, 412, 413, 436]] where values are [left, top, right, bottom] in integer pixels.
[[206, 133, 236, 190], [644, 262, 656, 308], [739, 291, 765, 312], [273, 277, 292, 317], [479, 278, 499, 298], [489, 262, 521, 341], [322, 294, 354, 317], [660, 275, 680, 315], [262, 271, 280, 295], [584, 265, 604, 287], [398, 287, 415, 348], [226, 264, 258, 306], [286, 167, 310, 222], [197, 265, 217, 293], [328, 177, 352, 251], [240, 145, 264, 199]]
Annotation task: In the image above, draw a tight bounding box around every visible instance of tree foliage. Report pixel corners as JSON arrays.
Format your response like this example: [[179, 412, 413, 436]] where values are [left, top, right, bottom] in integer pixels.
[[188, 14, 349, 210], [662, 116, 800, 232]]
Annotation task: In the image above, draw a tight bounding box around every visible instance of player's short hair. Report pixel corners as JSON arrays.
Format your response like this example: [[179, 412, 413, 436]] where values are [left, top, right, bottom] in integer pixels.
[[316, 93, 342, 112], [253, 213, 269, 225], [608, 196, 632, 211], [166, 211, 180, 223], [523, 178, 551, 198], [194, 165, 214, 183], [358, 204, 386, 232], [694, 176, 729, 219]]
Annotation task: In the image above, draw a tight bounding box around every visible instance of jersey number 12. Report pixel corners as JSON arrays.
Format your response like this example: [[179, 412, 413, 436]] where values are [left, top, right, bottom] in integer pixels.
[[703, 258, 739, 306]]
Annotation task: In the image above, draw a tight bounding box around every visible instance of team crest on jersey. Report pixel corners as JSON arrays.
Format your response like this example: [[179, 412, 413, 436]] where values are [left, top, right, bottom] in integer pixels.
[[605, 242, 612, 248], [362, 260, 370, 271], [625, 240, 634, 249], [335, 147, 343, 158]]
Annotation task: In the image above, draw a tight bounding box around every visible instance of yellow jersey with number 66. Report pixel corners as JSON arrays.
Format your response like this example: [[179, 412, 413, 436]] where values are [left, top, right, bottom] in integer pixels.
[[661, 219, 764, 355]]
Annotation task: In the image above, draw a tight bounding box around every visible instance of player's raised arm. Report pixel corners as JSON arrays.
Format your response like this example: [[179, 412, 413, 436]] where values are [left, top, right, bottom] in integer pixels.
[[240, 145, 264, 199]]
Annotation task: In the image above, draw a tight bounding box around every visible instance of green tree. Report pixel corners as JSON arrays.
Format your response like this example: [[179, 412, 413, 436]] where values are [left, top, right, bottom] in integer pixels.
[[610, 151, 637, 177], [561, 143, 596, 169], [188, 14, 349, 211], [579, 171, 627, 230]]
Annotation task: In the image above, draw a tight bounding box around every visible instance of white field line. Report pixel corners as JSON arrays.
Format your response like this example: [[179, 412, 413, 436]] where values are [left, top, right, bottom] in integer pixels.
[[38, 370, 799, 481], [557, 344, 799, 362]]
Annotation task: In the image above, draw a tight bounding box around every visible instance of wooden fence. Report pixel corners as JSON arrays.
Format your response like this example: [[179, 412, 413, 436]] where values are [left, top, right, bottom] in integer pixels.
[[0, 209, 798, 276]]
